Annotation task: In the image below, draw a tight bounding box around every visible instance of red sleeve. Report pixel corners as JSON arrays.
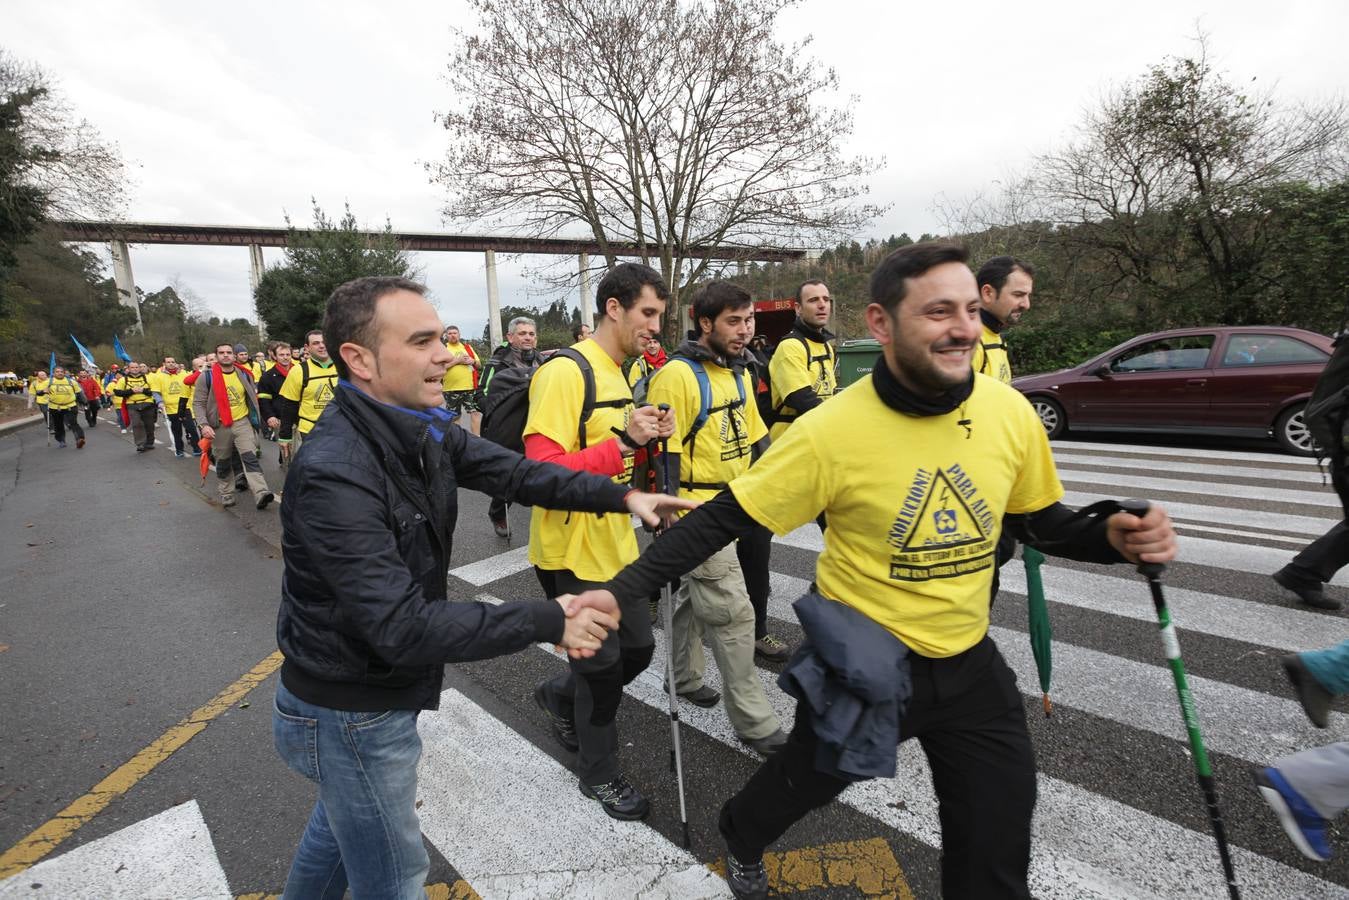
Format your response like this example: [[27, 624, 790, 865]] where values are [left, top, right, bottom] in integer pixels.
[[524, 432, 627, 477], [184, 371, 200, 386]]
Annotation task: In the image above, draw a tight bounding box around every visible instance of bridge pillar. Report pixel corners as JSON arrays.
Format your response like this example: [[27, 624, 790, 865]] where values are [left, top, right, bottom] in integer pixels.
[[578, 252, 593, 330], [485, 250, 502, 347], [109, 240, 143, 334], [248, 244, 267, 342]]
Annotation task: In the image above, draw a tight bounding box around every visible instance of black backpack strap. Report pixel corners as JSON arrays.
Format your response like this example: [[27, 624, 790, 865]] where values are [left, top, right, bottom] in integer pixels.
[[549, 348, 599, 450]]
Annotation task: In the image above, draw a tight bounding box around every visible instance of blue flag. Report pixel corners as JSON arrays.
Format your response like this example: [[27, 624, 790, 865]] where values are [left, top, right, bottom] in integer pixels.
[[70, 334, 96, 370], [113, 334, 132, 364], [48, 350, 56, 376]]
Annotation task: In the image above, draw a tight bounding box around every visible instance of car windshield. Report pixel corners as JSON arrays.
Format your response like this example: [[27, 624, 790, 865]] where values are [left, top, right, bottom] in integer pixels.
[[1110, 335, 1215, 373]]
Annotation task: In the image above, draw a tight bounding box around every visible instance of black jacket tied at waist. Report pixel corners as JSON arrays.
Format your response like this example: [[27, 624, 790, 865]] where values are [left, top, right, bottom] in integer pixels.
[[779, 591, 912, 781]]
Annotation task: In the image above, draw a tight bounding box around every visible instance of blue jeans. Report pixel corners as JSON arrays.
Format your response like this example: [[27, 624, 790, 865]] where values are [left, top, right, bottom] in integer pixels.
[[272, 681, 428, 900], [1303, 639, 1349, 695]]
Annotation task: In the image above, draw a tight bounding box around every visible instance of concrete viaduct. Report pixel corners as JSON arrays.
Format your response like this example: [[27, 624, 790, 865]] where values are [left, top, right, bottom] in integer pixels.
[[51, 221, 808, 346]]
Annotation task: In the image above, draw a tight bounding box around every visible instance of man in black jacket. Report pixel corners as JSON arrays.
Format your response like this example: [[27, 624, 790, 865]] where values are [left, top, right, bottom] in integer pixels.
[[273, 276, 693, 899]]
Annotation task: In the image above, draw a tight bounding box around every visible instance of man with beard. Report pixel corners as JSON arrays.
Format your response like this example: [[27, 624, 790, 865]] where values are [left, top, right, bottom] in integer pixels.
[[151, 357, 200, 458], [193, 343, 275, 509], [645, 281, 787, 757], [577, 242, 1176, 899], [970, 256, 1034, 384], [528, 263, 676, 819]]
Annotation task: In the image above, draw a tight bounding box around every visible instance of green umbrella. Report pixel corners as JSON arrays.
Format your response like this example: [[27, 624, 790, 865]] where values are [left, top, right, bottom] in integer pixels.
[[1022, 545, 1053, 717]]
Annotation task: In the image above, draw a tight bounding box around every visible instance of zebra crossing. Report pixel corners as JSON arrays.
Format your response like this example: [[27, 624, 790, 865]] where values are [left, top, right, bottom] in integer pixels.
[[4, 439, 1349, 898]]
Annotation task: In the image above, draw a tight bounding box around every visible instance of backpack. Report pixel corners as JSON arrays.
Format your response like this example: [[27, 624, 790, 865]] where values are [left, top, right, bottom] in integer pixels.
[[666, 356, 747, 492], [1305, 332, 1349, 460], [479, 348, 627, 454], [769, 334, 834, 425]]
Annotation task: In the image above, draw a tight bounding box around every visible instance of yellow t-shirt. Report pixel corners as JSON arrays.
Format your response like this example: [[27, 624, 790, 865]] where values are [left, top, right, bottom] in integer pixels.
[[30, 377, 49, 406], [441, 342, 477, 392], [153, 370, 193, 412], [730, 373, 1062, 658], [280, 359, 339, 434], [45, 377, 80, 410], [526, 340, 636, 583], [220, 370, 250, 423], [971, 323, 1012, 384], [768, 335, 837, 440], [647, 356, 766, 504], [115, 374, 155, 404]]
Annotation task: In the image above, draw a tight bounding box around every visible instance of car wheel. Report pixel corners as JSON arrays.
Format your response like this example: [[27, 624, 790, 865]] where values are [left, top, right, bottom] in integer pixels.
[[1030, 396, 1066, 439], [1275, 403, 1314, 456]]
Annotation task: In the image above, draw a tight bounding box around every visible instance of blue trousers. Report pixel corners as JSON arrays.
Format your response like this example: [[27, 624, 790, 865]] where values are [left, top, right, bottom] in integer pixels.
[[1303, 639, 1349, 695], [273, 681, 428, 900]]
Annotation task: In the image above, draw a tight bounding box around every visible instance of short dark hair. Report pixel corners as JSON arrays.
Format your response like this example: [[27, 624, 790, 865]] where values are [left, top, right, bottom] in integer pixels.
[[797, 279, 827, 303], [869, 241, 970, 313], [323, 276, 427, 379], [572, 324, 588, 341], [305, 329, 324, 345], [691, 280, 753, 335], [215, 342, 234, 354], [594, 263, 670, 317], [975, 256, 1035, 295]]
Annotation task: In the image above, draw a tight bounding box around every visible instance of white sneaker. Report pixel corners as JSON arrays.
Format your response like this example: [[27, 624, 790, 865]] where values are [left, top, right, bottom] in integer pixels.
[[120, 428, 127, 434]]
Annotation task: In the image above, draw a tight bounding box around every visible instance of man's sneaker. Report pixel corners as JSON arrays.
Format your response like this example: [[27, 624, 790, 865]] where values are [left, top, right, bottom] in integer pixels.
[[754, 634, 791, 662], [55, 441, 66, 448], [533, 682, 578, 752], [1283, 654, 1334, 728], [256, 491, 275, 510], [724, 851, 768, 900], [1254, 767, 1331, 861], [120, 428, 127, 434], [175, 451, 185, 458], [663, 682, 720, 707], [221, 495, 237, 508], [490, 514, 510, 538], [191, 450, 202, 457], [579, 775, 650, 821], [76, 437, 85, 449], [739, 728, 788, 757], [649, 595, 660, 624], [1273, 567, 1343, 611], [235, 477, 249, 492]]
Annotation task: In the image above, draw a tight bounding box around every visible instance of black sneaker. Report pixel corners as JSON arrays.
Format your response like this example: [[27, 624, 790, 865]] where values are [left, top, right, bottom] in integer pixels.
[[255, 491, 275, 510], [663, 682, 720, 707], [1283, 654, 1334, 728], [724, 851, 768, 900], [579, 775, 650, 821], [1273, 567, 1342, 610], [533, 682, 578, 752]]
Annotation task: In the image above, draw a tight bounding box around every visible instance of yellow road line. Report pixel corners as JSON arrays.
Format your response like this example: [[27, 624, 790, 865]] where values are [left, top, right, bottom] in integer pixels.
[[711, 836, 914, 898], [0, 650, 284, 879]]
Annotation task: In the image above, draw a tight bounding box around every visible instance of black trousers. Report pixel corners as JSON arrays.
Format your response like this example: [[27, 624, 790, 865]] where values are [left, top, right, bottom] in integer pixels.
[[735, 524, 774, 641], [168, 409, 200, 454], [50, 407, 84, 443], [84, 400, 99, 426], [534, 567, 654, 785], [720, 636, 1036, 899], [1287, 522, 1349, 583], [489, 495, 509, 522]]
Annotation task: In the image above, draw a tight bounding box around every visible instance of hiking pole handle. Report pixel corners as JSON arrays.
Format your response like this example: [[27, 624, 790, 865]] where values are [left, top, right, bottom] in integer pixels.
[[1118, 498, 1166, 579]]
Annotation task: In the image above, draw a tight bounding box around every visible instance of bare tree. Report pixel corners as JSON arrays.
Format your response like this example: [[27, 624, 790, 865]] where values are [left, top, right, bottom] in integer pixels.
[[430, 0, 883, 329]]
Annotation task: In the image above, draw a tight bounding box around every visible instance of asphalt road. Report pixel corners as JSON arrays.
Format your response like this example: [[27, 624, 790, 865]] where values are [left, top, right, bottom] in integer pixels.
[[1, 416, 1348, 899]]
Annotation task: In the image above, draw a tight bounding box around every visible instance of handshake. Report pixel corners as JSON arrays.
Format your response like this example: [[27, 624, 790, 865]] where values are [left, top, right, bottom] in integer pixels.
[[554, 589, 622, 658]]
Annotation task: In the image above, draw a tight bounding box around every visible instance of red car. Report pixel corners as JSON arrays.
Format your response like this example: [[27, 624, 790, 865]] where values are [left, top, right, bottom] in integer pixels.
[[1011, 326, 1333, 455]]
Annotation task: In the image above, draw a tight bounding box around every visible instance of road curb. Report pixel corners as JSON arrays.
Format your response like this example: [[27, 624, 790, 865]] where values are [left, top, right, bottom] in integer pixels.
[[0, 414, 43, 436]]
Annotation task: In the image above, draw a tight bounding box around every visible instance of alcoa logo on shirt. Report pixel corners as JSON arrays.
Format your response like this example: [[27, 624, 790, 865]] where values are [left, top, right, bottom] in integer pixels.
[[887, 464, 998, 582]]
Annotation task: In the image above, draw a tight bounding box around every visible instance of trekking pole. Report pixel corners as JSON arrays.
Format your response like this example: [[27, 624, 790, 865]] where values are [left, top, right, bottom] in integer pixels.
[[656, 402, 691, 849], [1119, 499, 1240, 900]]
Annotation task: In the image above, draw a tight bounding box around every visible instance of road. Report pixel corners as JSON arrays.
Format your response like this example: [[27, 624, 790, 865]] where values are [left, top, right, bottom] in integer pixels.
[[1, 417, 1347, 899]]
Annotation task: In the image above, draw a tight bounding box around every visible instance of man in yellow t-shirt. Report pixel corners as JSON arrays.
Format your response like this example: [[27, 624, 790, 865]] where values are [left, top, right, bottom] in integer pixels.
[[527, 262, 675, 821], [150, 358, 199, 458], [439, 325, 482, 434], [970, 256, 1033, 385], [278, 330, 338, 460], [586, 242, 1177, 899], [767, 279, 837, 441], [41, 366, 86, 448], [193, 343, 274, 509], [28, 371, 50, 428], [112, 362, 159, 452], [646, 280, 786, 758]]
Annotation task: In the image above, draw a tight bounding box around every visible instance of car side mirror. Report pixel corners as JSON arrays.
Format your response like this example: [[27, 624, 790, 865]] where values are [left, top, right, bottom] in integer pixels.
[[1090, 365, 1113, 379]]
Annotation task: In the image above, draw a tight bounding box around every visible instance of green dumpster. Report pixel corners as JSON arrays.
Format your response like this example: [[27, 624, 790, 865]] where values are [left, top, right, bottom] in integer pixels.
[[835, 339, 882, 389]]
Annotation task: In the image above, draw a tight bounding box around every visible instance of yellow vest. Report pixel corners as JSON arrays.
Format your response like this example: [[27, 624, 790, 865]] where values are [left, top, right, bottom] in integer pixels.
[[971, 323, 1013, 384], [768, 334, 837, 440], [45, 377, 80, 411], [280, 358, 339, 434], [114, 374, 155, 404], [30, 378, 49, 406]]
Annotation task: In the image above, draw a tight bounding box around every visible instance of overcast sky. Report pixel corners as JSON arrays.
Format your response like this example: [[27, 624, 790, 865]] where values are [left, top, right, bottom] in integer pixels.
[[9, 0, 1347, 338]]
